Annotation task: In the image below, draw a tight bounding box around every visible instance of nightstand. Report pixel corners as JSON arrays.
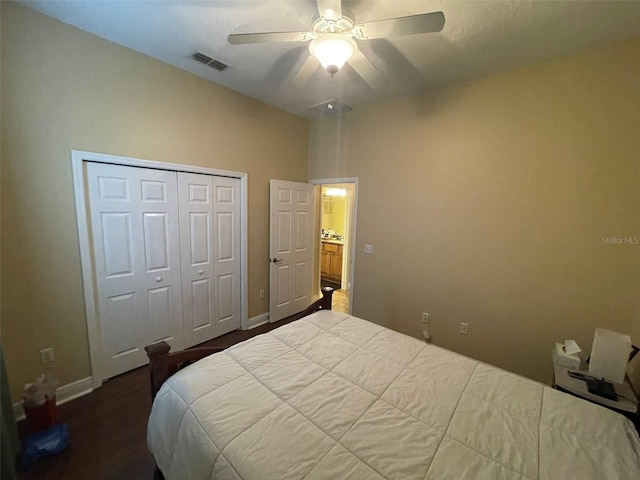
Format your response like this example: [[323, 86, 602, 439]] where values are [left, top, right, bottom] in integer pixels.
[[552, 363, 640, 433]]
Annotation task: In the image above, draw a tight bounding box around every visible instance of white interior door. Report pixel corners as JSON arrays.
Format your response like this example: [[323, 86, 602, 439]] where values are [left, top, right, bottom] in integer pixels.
[[269, 180, 316, 322], [86, 162, 184, 379], [179, 173, 241, 346]]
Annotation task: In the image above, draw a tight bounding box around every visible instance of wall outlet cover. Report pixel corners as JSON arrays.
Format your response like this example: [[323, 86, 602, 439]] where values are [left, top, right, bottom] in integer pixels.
[[40, 348, 55, 364]]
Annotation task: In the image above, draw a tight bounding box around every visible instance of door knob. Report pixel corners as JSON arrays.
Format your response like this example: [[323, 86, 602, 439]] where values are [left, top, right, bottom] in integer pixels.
[[155, 277, 163, 282], [198, 270, 204, 275], [271, 258, 283, 264]]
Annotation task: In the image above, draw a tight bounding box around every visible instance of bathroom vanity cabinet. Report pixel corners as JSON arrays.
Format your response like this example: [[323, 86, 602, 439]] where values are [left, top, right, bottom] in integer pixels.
[[321, 241, 343, 283]]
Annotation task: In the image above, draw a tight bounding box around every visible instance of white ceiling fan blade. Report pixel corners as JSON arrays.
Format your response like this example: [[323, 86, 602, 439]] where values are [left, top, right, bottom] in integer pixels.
[[316, 0, 342, 21], [348, 50, 386, 90], [292, 55, 319, 88], [356, 11, 445, 39], [228, 31, 312, 45]]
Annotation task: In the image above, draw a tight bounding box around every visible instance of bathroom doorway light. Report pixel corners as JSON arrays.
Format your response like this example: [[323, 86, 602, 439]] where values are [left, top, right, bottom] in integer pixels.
[[325, 187, 347, 197]]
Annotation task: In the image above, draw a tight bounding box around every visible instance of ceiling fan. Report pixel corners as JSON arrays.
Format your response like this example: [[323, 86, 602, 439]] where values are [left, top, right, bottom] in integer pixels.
[[228, 0, 445, 89]]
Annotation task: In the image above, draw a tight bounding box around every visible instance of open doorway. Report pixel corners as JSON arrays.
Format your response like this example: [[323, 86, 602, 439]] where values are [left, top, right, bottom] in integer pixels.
[[313, 180, 357, 314]]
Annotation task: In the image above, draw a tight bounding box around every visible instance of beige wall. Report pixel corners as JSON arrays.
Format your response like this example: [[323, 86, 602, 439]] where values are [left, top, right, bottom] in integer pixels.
[[1, 3, 308, 401], [310, 36, 640, 384]]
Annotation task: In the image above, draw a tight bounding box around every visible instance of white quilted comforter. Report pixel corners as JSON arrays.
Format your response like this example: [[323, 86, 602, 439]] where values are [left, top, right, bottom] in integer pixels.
[[148, 310, 640, 479]]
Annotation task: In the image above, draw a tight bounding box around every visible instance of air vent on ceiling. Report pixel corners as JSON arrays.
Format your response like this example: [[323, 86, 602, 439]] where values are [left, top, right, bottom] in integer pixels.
[[192, 51, 230, 71], [309, 99, 353, 117]]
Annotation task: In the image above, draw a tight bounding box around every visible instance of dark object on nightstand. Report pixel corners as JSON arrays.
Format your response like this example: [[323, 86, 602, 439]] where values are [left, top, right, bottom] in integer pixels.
[[585, 378, 617, 401], [567, 370, 618, 401]]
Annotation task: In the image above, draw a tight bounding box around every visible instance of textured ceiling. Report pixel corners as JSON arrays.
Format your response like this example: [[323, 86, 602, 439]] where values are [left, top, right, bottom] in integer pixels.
[[18, 0, 640, 119]]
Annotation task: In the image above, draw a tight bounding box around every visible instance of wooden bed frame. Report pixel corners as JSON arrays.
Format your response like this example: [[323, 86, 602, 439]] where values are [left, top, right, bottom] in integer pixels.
[[144, 287, 333, 480], [145, 286, 335, 400]]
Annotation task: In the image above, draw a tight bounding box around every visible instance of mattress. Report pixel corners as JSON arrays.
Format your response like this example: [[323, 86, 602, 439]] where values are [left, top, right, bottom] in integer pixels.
[[148, 310, 640, 479]]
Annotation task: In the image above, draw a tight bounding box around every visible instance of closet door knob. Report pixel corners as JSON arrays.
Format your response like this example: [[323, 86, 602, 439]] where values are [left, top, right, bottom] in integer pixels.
[[155, 277, 162, 282], [198, 270, 204, 275]]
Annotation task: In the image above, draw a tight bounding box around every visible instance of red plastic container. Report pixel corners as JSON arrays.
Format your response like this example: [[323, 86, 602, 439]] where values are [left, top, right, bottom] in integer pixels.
[[23, 395, 58, 434]]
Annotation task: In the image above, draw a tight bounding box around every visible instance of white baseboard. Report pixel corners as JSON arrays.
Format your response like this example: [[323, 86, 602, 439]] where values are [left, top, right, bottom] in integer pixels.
[[246, 312, 269, 330], [13, 376, 94, 422]]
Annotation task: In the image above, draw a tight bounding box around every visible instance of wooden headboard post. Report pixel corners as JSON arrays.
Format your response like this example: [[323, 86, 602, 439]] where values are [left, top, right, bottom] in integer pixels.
[[144, 341, 171, 401], [319, 286, 334, 310]]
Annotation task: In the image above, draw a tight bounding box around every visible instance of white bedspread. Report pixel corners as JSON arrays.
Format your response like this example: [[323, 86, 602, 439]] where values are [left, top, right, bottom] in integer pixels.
[[148, 310, 640, 479]]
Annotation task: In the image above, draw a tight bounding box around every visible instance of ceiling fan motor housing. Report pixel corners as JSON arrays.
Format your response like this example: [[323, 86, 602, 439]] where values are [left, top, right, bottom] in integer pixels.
[[311, 9, 356, 35]]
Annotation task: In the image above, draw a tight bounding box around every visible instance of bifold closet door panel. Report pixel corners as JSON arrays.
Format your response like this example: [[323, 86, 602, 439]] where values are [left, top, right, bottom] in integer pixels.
[[178, 173, 215, 347], [178, 173, 241, 347], [211, 176, 242, 337], [86, 162, 184, 379]]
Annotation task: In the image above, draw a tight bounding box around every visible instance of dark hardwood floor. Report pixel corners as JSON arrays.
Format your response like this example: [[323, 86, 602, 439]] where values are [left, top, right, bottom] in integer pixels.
[[17, 315, 301, 479]]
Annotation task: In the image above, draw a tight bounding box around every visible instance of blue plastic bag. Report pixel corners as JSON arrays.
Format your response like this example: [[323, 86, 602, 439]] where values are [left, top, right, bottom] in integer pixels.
[[21, 423, 69, 469]]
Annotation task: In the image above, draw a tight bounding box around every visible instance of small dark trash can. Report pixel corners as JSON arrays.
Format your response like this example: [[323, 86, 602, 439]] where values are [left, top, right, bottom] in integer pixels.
[[23, 395, 58, 434]]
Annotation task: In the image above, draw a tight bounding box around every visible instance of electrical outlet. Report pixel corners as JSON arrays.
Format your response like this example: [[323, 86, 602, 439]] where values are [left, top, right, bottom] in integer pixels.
[[40, 348, 54, 364], [422, 312, 429, 323], [259, 289, 265, 298], [459, 322, 469, 335], [364, 244, 373, 254]]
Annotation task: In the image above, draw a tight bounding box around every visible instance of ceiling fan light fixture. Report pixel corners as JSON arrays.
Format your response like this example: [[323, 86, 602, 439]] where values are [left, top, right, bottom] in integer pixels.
[[309, 35, 355, 74]]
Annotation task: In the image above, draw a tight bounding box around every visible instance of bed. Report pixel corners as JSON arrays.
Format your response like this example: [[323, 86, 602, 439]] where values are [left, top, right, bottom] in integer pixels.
[[145, 289, 640, 479]]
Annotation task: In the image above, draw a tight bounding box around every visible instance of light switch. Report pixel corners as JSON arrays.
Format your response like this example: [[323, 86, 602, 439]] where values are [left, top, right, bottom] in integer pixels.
[[364, 244, 373, 254]]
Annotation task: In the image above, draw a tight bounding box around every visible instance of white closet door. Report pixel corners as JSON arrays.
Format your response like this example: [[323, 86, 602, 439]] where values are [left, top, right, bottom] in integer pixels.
[[178, 173, 214, 347], [178, 173, 241, 347], [212, 176, 242, 337], [86, 162, 184, 379]]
